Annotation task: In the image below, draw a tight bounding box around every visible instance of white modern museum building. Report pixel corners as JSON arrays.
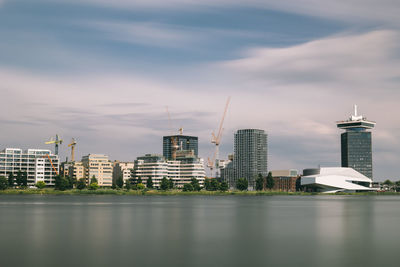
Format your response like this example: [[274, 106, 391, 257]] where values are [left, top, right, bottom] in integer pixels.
[[301, 167, 377, 193]]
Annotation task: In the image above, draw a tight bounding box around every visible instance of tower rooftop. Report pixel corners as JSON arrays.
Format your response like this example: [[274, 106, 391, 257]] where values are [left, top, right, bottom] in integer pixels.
[[336, 105, 376, 130]]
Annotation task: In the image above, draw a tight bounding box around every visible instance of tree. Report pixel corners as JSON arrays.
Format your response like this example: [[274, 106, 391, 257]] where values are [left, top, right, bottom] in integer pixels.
[[266, 172, 275, 190], [55, 175, 69, 191], [160, 177, 169, 190], [77, 178, 86, 190], [35, 181, 46, 189], [137, 183, 145, 190], [255, 174, 264, 191], [116, 175, 124, 189], [168, 178, 174, 189], [383, 179, 394, 186], [88, 182, 99, 190], [15, 171, 23, 187], [190, 178, 201, 191], [67, 176, 76, 189], [236, 178, 248, 191], [125, 179, 132, 190], [210, 179, 220, 191], [137, 177, 142, 185], [91, 175, 98, 184], [0, 176, 8, 190], [8, 173, 14, 188], [204, 178, 211, 191], [21, 171, 28, 187], [183, 183, 194, 192], [219, 181, 229, 192], [146, 177, 153, 189]]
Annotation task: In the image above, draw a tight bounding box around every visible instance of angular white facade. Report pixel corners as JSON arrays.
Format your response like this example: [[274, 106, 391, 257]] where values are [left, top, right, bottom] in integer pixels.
[[301, 167, 376, 193]]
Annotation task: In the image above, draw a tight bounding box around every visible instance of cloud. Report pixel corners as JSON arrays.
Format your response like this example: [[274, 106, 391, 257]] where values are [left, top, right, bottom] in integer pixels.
[[64, 0, 400, 26]]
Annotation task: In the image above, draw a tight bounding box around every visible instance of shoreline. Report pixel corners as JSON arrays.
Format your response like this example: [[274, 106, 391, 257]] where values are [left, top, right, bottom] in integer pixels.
[[0, 189, 398, 196]]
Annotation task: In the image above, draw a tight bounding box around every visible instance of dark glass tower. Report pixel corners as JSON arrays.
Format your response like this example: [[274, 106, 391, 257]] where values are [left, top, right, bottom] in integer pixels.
[[163, 135, 198, 160], [234, 129, 268, 189], [337, 105, 376, 179]]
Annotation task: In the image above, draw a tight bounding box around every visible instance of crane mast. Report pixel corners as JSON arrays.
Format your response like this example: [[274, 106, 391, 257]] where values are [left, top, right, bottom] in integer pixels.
[[210, 97, 230, 178]]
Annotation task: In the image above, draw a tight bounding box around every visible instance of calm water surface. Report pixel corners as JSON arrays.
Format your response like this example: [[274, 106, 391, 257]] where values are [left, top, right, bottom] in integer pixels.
[[1, 195, 400, 267]]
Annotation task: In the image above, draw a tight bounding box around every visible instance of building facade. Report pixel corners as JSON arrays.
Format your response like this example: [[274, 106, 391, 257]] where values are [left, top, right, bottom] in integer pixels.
[[81, 154, 113, 187], [132, 153, 205, 188], [113, 161, 135, 185], [270, 170, 299, 192], [163, 135, 198, 160], [337, 105, 375, 179], [234, 129, 268, 190], [0, 148, 59, 186]]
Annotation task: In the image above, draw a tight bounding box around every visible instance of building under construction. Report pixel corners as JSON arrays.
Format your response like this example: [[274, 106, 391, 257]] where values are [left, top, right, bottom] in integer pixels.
[[163, 135, 198, 160]]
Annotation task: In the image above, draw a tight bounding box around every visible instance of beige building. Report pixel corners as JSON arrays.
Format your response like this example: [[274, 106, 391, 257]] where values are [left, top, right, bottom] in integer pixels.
[[113, 161, 134, 184], [69, 161, 85, 181], [81, 154, 113, 186]]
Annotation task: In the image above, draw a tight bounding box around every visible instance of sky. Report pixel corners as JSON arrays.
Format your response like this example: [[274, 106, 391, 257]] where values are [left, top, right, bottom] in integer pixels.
[[1, 0, 400, 180]]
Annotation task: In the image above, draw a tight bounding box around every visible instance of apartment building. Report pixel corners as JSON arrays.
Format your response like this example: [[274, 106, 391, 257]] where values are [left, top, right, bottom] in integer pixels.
[[81, 154, 113, 186], [113, 161, 134, 184], [0, 148, 59, 186]]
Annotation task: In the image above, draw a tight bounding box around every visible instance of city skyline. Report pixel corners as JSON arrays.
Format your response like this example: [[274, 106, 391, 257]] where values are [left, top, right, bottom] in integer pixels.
[[1, 1, 400, 181]]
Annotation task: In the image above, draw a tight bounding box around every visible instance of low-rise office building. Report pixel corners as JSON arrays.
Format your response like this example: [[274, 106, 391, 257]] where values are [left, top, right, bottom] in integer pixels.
[[82, 154, 113, 187], [271, 169, 300, 192], [0, 148, 59, 186], [132, 153, 205, 188]]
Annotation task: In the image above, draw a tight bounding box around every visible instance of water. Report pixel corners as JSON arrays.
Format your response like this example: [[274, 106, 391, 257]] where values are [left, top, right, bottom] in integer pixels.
[[1, 195, 400, 267]]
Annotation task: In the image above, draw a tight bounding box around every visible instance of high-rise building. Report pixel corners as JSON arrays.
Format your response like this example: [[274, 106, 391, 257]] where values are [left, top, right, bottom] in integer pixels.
[[234, 129, 268, 189], [81, 154, 113, 186], [0, 148, 59, 186], [163, 135, 198, 160], [337, 105, 376, 179]]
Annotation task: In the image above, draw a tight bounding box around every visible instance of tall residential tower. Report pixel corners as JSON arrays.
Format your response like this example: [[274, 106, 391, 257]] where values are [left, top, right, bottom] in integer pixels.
[[234, 129, 268, 189], [337, 105, 376, 179]]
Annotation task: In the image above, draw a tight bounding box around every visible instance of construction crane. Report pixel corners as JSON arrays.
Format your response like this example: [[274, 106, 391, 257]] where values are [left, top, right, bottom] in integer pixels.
[[68, 138, 77, 162], [45, 134, 63, 155], [210, 97, 231, 178], [166, 106, 179, 160]]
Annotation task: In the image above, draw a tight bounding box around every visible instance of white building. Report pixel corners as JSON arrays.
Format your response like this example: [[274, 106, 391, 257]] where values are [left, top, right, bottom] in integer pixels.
[[301, 167, 377, 193], [113, 161, 135, 184], [0, 148, 59, 186], [132, 154, 205, 188]]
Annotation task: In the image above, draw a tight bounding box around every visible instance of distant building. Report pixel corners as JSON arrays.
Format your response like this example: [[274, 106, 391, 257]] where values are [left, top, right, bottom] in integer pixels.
[[132, 153, 205, 188], [234, 129, 268, 190], [301, 167, 376, 193], [270, 170, 299, 192], [81, 154, 113, 187], [337, 105, 375, 179], [163, 135, 198, 160], [68, 161, 85, 181], [113, 161, 134, 185], [0, 148, 59, 186]]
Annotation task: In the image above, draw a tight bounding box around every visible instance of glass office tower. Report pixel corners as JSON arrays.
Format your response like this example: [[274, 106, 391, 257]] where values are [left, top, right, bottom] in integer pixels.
[[337, 105, 376, 179], [234, 129, 268, 189]]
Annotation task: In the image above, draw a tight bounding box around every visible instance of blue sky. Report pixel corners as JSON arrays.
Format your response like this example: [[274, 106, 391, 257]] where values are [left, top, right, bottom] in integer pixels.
[[1, 0, 400, 180]]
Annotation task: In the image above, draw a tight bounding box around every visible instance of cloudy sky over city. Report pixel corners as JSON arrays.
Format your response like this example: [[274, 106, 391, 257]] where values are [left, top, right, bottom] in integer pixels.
[[1, 0, 399, 180]]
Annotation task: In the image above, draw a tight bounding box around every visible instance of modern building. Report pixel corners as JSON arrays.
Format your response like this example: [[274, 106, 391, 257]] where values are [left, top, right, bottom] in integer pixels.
[[81, 154, 113, 187], [68, 161, 85, 181], [0, 148, 59, 186], [337, 105, 375, 179], [301, 167, 376, 193], [163, 135, 198, 160], [270, 170, 299, 192], [234, 129, 268, 190], [132, 153, 205, 188], [113, 161, 134, 185]]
